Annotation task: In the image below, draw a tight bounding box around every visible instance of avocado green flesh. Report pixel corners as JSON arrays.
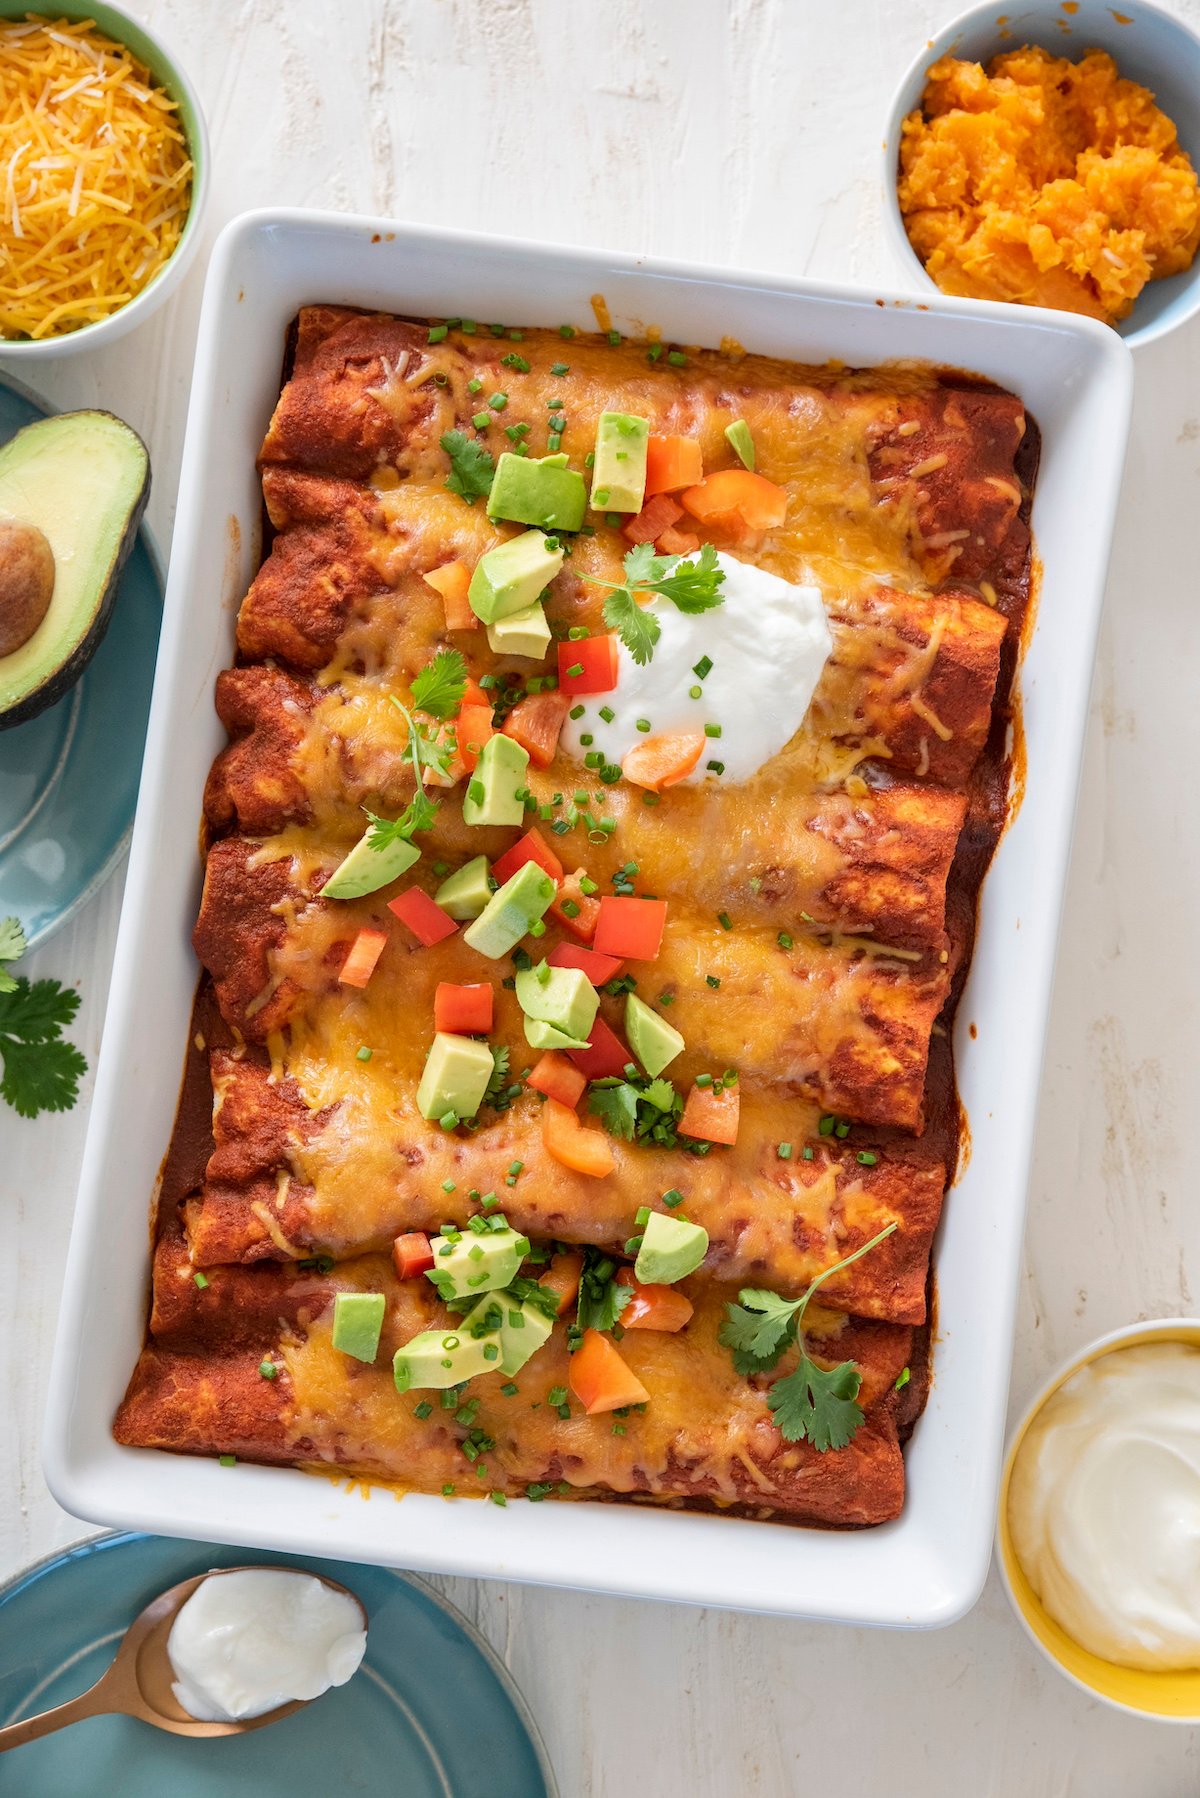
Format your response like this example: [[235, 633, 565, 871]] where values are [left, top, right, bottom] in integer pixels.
[[0, 410, 150, 728]]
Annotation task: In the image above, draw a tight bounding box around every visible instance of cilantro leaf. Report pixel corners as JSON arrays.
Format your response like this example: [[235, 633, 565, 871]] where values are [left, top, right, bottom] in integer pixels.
[[576, 1247, 634, 1336], [410, 648, 468, 722], [0, 915, 25, 995], [587, 1080, 639, 1139], [718, 1289, 801, 1373], [649, 542, 725, 613], [602, 588, 661, 667], [767, 1351, 865, 1452], [483, 1044, 511, 1108], [0, 977, 86, 1119], [441, 430, 495, 504]]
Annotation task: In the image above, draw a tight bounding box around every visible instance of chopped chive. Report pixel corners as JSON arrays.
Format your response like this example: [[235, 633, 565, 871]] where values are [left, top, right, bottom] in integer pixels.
[[599, 705, 615, 723], [584, 451, 595, 468], [193, 1272, 209, 1290], [704, 722, 722, 739], [489, 392, 508, 411], [472, 411, 490, 430], [259, 1360, 277, 1379], [460, 320, 477, 333], [559, 324, 576, 338], [777, 1142, 793, 1160], [895, 1366, 911, 1391], [717, 911, 732, 930], [599, 764, 621, 785], [624, 1235, 643, 1254], [428, 324, 448, 342], [547, 397, 564, 410], [548, 435, 563, 452], [706, 760, 725, 775], [414, 1400, 433, 1419], [551, 361, 570, 375], [857, 1150, 879, 1166], [501, 351, 530, 371], [356, 1045, 372, 1062], [667, 350, 687, 367], [646, 343, 664, 362], [439, 1110, 460, 1131], [662, 1188, 684, 1209], [607, 329, 622, 345], [501, 1381, 519, 1396], [569, 704, 585, 719], [706, 975, 720, 989], [693, 656, 713, 680], [468, 378, 482, 394], [802, 1145, 815, 1160], [688, 684, 702, 700], [443, 1483, 456, 1496], [777, 931, 793, 950], [605, 512, 622, 529], [567, 662, 584, 678], [219, 1454, 237, 1467], [819, 1115, 834, 1136], [490, 1490, 508, 1506], [642, 792, 660, 806]]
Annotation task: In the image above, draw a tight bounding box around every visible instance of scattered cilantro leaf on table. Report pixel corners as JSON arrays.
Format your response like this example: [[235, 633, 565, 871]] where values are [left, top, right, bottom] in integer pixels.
[[718, 1222, 898, 1451], [0, 974, 87, 1119], [0, 915, 25, 995], [441, 430, 495, 504]]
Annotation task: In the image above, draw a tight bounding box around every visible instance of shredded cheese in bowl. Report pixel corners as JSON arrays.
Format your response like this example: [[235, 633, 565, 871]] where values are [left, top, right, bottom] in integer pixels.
[[0, 13, 193, 341]]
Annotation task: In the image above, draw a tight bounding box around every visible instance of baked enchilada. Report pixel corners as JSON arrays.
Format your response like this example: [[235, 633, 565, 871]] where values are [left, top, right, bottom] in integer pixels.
[[116, 308, 1038, 1526]]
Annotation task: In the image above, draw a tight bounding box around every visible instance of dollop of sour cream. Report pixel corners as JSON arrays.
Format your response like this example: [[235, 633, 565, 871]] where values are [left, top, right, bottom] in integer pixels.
[[167, 1569, 367, 1722], [1008, 1343, 1200, 1670], [559, 550, 832, 785]]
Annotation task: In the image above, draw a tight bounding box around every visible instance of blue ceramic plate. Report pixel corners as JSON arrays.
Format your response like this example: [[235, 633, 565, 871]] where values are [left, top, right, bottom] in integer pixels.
[[0, 375, 163, 950], [0, 1533, 556, 1796]]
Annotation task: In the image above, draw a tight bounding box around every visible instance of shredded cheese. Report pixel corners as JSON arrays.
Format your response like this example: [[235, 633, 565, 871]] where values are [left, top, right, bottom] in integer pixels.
[[0, 15, 192, 340]]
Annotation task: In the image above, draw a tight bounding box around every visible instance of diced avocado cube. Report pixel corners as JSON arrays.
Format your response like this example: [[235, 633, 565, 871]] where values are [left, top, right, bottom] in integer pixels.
[[487, 452, 587, 532], [724, 419, 756, 471], [393, 1322, 504, 1391], [625, 993, 686, 1078], [516, 962, 598, 1049], [523, 1018, 591, 1052], [463, 861, 557, 959], [426, 1224, 530, 1301], [487, 600, 551, 661], [331, 1291, 386, 1363], [468, 529, 564, 625], [435, 854, 492, 920], [634, 1211, 709, 1285], [589, 411, 650, 513], [462, 733, 530, 828], [416, 1032, 496, 1122], [322, 826, 419, 900], [466, 1290, 555, 1375]]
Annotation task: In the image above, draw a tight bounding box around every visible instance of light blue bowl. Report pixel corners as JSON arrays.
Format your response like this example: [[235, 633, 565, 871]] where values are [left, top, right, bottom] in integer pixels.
[[881, 0, 1200, 348]]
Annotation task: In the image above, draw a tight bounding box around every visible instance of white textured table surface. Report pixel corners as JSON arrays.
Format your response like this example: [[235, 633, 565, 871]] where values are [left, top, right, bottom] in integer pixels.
[[6, 2, 1200, 1791]]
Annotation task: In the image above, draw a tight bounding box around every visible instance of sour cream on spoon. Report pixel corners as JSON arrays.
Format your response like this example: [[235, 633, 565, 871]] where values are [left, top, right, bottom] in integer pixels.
[[167, 1568, 367, 1722], [559, 549, 832, 785]]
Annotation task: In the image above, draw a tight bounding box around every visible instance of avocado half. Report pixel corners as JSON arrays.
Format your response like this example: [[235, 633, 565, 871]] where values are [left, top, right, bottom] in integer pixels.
[[0, 410, 150, 730]]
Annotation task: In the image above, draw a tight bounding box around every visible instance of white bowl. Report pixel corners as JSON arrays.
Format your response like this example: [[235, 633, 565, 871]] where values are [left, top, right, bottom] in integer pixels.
[[43, 211, 1132, 1625], [881, 0, 1200, 350], [0, 1, 209, 359], [997, 1318, 1200, 1721]]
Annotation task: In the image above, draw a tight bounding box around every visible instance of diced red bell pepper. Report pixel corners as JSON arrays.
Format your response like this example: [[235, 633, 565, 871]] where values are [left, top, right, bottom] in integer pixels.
[[393, 1232, 435, 1279], [622, 493, 684, 546], [461, 676, 491, 708], [566, 1015, 631, 1081], [548, 869, 601, 942], [592, 895, 668, 961], [546, 941, 623, 985], [644, 434, 704, 497], [679, 1082, 740, 1145], [619, 1273, 695, 1332], [541, 1098, 615, 1178], [434, 982, 493, 1034], [338, 926, 389, 989], [490, 827, 564, 888], [502, 691, 569, 769], [569, 1329, 650, 1413], [422, 561, 476, 631], [557, 634, 619, 697], [538, 1250, 585, 1314], [527, 1050, 587, 1108], [387, 887, 458, 947], [655, 525, 701, 557], [454, 703, 494, 774]]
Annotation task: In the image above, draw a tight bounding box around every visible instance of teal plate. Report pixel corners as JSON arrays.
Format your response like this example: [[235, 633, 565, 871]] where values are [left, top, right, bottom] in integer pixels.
[[0, 375, 163, 950], [0, 1533, 556, 1796]]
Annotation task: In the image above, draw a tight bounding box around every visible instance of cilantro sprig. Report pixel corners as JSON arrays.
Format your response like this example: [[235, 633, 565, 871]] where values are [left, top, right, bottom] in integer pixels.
[[377, 650, 470, 850], [0, 919, 87, 1119], [584, 543, 726, 666], [441, 430, 495, 504], [719, 1222, 898, 1452], [588, 1072, 683, 1148]]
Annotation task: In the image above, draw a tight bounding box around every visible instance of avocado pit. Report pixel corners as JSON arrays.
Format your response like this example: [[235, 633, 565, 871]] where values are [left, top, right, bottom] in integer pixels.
[[0, 518, 56, 657]]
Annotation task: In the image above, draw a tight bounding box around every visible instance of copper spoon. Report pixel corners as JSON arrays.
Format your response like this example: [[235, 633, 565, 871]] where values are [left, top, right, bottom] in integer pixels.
[[0, 1565, 366, 1752]]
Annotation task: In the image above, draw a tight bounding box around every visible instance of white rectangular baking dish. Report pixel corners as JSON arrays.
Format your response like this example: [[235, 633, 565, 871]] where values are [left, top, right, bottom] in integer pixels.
[[43, 210, 1132, 1625]]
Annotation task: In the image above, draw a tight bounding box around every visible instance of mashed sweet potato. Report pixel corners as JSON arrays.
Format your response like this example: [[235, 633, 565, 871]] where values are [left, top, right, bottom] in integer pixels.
[[898, 46, 1200, 324]]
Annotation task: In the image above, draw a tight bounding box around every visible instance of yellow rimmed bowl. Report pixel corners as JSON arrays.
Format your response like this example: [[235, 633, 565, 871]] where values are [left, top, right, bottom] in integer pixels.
[[0, 1, 209, 358], [997, 1317, 1200, 1721]]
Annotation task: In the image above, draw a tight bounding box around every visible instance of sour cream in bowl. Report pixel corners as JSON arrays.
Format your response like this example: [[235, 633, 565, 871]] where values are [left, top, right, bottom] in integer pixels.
[[998, 1320, 1200, 1721], [167, 1567, 367, 1723]]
